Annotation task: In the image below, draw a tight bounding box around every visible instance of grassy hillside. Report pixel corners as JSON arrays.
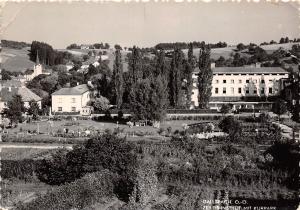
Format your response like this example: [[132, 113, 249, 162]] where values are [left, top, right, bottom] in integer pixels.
[[2, 42, 299, 73], [1, 47, 35, 72]]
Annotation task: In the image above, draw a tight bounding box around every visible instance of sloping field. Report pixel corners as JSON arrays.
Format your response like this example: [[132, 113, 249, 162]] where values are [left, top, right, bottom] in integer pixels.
[[1, 47, 34, 72]]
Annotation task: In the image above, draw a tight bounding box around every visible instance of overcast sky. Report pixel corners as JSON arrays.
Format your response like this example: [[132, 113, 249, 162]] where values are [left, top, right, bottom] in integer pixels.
[[2, 1, 299, 49]]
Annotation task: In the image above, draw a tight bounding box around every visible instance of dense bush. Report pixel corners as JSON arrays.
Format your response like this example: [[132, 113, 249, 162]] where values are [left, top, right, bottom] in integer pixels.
[[219, 116, 242, 141], [16, 170, 115, 210], [36, 132, 138, 186], [1, 159, 37, 180]]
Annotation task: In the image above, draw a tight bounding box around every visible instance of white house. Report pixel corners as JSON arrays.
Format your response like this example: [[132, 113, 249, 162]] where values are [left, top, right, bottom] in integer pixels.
[[191, 63, 289, 110], [51, 84, 93, 115], [66, 61, 74, 71]]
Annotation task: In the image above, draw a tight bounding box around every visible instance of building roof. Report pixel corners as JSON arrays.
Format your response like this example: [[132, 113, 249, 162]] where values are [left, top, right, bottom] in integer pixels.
[[52, 84, 90, 96], [0, 86, 41, 102], [0, 80, 22, 88], [194, 67, 288, 74], [24, 69, 34, 75]]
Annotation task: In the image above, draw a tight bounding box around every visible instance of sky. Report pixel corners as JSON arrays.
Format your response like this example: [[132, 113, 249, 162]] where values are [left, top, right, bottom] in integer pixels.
[[1, 1, 299, 49]]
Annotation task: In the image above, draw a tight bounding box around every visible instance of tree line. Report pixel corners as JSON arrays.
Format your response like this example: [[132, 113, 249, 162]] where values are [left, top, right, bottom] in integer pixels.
[[30, 41, 72, 66], [66, 42, 110, 50], [1, 40, 30, 49], [155, 41, 227, 50]]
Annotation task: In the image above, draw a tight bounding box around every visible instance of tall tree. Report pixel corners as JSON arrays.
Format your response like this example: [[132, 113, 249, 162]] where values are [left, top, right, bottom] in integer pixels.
[[27, 100, 40, 120], [185, 43, 195, 108], [113, 49, 124, 109], [3, 95, 25, 126], [128, 46, 142, 85], [154, 50, 168, 77], [169, 48, 184, 108], [129, 76, 168, 123], [129, 78, 151, 122], [197, 47, 213, 109], [272, 98, 287, 121]]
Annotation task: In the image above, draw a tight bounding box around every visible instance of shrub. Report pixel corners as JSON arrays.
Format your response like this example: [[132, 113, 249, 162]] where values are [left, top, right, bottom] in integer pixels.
[[36, 132, 138, 185], [219, 116, 242, 142], [16, 170, 115, 210]]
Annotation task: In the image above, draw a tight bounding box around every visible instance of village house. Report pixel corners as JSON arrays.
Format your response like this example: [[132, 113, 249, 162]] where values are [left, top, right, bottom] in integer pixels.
[[0, 81, 42, 112], [65, 61, 74, 71], [191, 63, 289, 110], [51, 84, 93, 115]]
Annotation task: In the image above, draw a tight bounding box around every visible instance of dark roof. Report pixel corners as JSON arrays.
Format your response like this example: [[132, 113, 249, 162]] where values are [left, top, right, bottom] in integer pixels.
[[52, 84, 90, 96], [194, 67, 288, 74], [0, 87, 41, 102], [0, 80, 22, 88], [24, 69, 34, 75]]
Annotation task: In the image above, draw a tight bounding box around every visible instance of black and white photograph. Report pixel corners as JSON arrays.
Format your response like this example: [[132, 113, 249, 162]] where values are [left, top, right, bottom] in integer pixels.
[[0, 1, 299, 209]]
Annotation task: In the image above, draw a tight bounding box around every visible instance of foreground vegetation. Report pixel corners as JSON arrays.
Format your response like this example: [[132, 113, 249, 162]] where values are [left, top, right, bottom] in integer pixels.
[[1, 117, 297, 210]]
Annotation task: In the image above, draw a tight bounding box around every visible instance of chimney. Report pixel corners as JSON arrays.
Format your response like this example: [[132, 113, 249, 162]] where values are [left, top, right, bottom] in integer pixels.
[[8, 87, 11, 92], [210, 62, 216, 69], [255, 62, 261, 68], [87, 80, 92, 86], [77, 82, 80, 86]]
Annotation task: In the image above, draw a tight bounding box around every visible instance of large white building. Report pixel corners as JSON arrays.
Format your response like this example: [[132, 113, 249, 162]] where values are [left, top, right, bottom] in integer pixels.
[[191, 64, 289, 110], [51, 84, 93, 115]]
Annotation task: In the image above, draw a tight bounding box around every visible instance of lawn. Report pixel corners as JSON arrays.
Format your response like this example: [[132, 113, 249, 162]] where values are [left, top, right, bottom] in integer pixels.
[[1, 47, 35, 72], [7, 119, 210, 136]]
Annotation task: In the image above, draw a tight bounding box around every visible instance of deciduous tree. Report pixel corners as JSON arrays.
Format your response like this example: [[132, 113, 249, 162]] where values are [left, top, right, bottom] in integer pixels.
[[3, 95, 25, 126]]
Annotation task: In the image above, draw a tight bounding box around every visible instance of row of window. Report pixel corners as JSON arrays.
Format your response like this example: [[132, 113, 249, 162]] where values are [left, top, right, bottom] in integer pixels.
[[214, 73, 286, 76], [215, 79, 278, 84], [58, 107, 76, 112], [214, 87, 275, 95], [58, 98, 77, 103]]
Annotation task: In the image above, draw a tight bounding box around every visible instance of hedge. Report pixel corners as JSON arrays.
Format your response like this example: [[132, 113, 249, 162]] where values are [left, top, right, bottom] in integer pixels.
[[16, 170, 116, 210]]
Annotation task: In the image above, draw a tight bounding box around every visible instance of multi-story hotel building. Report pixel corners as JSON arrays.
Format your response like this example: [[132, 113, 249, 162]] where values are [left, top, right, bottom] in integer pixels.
[[191, 63, 289, 110]]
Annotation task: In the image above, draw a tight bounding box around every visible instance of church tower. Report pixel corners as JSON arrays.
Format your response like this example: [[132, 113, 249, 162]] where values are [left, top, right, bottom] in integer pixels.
[[33, 51, 43, 76]]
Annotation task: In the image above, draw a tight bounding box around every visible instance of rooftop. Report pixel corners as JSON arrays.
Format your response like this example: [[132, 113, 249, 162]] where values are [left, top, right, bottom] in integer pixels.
[[0, 80, 22, 88], [193, 67, 288, 74], [0, 86, 41, 102], [52, 84, 90, 96]]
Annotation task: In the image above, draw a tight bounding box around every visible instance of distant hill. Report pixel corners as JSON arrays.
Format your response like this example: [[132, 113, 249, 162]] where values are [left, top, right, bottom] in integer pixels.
[[1, 47, 35, 72], [58, 48, 129, 72], [2, 42, 299, 73]]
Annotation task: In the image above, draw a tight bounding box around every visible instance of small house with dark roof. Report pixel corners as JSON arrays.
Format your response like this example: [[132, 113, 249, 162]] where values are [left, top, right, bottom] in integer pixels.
[[51, 84, 93, 115], [0, 84, 42, 112], [191, 63, 289, 110]]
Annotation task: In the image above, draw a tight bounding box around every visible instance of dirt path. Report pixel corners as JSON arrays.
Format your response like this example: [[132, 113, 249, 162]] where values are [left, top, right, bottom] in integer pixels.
[[0, 143, 73, 149]]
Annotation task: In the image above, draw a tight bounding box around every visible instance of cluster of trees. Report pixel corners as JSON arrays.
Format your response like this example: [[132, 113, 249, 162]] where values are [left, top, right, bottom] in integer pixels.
[[0, 69, 23, 80], [1, 40, 30, 49], [214, 46, 290, 68], [2, 95, 41, 126], [116, 45, 212, 122], [66, 42, 110, 50], [279, 37, 300, 44], [30, 41, 72, 66], [155, 41, 227, 50]]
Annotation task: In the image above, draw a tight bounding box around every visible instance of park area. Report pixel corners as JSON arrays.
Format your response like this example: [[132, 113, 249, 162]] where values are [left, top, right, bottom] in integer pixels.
[[2, 117, 223, 143]]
